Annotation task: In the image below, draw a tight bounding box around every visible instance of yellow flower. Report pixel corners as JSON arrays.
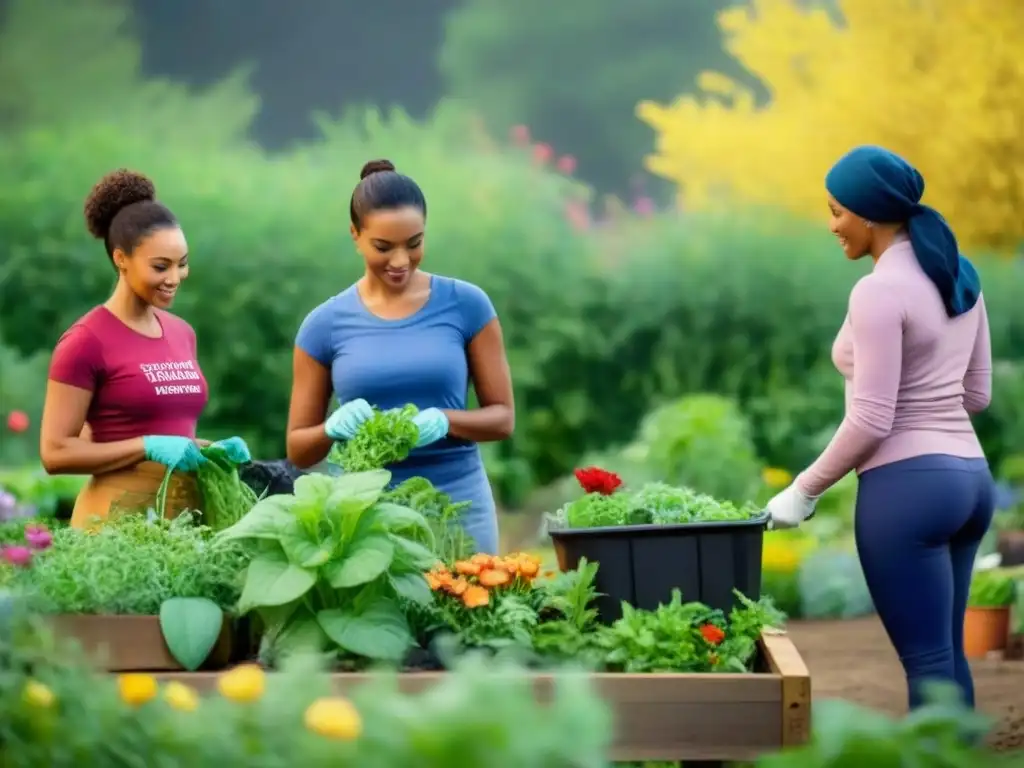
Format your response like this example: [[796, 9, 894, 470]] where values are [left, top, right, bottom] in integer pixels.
[[304, 697, 362, 740], [217, 664, 265, 703], [163, 681, 199, 712], [23, 680, 55, 708], [762, 541, 801, 573], [117, 674, 158, 707], [761, 467, 793, 489]]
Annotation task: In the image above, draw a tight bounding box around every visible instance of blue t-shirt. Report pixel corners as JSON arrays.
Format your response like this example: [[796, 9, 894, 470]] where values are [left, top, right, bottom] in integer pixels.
[[295, 274, 499, 551]]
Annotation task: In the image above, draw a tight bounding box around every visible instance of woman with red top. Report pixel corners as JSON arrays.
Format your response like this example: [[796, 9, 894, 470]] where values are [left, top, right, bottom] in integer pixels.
[[40, 169, 249, 529]]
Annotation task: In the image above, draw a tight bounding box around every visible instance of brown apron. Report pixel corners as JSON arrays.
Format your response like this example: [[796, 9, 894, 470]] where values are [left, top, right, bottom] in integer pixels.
[[70, 461, 201, 530]]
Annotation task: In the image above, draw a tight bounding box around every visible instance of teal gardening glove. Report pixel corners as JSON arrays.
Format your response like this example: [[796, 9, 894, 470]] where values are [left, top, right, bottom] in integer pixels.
[[412, 408, 449, 448], [325, 398, 374, 440], [212, 436, 252, 464], [142, 435, 207, 472]]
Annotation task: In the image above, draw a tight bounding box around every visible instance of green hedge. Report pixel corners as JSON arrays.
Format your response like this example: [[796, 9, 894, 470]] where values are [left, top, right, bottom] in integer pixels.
[[3, 109, 1024, 505]]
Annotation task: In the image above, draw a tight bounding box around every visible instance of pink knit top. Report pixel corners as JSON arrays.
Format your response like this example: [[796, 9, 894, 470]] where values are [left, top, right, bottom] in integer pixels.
[[796, 237, 991, 497]]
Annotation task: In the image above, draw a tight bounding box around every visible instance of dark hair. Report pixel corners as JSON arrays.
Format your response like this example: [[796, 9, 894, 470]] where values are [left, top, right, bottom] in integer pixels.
[[83, 169, 178, 262], [349, 159, 427, 232]]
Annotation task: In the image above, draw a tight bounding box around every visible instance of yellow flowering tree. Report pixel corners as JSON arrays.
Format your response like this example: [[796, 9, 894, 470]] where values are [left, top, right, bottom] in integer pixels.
[[637, 0, 1024, 252]]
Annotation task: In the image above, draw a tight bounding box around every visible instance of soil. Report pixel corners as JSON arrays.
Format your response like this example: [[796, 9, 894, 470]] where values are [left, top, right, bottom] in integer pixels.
[[786, 616, 1024, 752]]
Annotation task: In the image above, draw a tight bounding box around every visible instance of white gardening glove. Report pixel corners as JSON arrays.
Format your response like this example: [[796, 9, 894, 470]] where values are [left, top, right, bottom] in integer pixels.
[[766, 483, 819, 530]]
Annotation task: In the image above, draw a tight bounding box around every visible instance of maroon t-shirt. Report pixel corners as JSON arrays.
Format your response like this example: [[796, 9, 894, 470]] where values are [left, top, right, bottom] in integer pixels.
[[48, 307, 209, 442]]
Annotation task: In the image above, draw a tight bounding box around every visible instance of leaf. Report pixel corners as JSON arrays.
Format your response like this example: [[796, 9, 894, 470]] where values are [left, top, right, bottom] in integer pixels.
[[365, 502, 434, 542], [215, 495, 293, 542], [389, 572, 433, 606], [159, 597, 224, 672], [238, 548, 316, 612], [292, 473, 339, 504], [389, 535, 440, 570], [325, 469, 391, 508], [279, 524, 334, 568], [316, 600, 412, 661], [273, 608, 328, 659], [324, 534, 395, 589]]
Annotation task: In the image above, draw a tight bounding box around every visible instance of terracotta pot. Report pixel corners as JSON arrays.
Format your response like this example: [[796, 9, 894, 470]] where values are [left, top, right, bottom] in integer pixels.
[[963, 606, 1010, 659], [49, 614, 234, 672], [996, 530, 1024, 566]]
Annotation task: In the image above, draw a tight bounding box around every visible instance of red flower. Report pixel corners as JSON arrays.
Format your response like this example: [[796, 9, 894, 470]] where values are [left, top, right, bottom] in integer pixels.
[[1, 546, 33, 568], [573, 466, 622, 496], [556, 155, 577, 175], [6, 410, 29, 433], [532, 143, 554, 165], [699, 624, 725, 645]]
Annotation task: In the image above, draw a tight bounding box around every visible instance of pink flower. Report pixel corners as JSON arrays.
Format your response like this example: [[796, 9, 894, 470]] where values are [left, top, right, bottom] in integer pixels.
[[2, 546, 33, 567], [24, 525, 52, 550], [532, 143, 553, 165], [6, 411, 29, 433], [557, 155, 577, 175], [510, 124, 530, 145], [633, 196, 656, 217]]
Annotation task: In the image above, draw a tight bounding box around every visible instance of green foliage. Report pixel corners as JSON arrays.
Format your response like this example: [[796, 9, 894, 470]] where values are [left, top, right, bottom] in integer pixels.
[[438, 0, 752, 193], [9, 514, 245, 614], [5, 4, 1024, 506], [218, 470, 437, 664], [757, 681, 997, 767], [967, 568, 1016, 608], [328, 405, 420, 473], [0, 606, 614, 767], [0, 342, 49, 467], [797, 550, 874, 620]]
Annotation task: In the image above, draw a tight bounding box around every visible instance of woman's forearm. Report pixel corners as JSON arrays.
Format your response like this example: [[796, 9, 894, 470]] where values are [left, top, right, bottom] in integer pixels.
[[287, 424, 334, 469], [40, 436, 147, 476], [443, 405, 514, 443]]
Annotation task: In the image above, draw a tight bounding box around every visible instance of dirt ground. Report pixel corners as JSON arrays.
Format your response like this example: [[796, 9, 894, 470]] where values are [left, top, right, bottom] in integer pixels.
[[787, 616, 1024, 752]]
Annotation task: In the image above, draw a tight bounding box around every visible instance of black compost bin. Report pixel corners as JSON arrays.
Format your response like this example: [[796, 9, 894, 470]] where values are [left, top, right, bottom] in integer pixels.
[[549, 511, 769, 623]]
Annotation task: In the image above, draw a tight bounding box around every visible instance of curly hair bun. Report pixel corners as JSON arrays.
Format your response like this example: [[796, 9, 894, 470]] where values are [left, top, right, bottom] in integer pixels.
[[360, 159, 396, 180], [83, 169, 157, 240]]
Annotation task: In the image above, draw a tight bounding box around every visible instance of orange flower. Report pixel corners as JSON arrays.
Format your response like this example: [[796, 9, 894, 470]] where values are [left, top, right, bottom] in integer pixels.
[[462, 585, 490, 608], [699, 624, 725, 645], [518, 559, 540, 578], [448, 577, 469, 596], [470, 553, 494, 566], [478, 568, 511, 587], [426, 572, 443, 590], [455, 560, 481, 576]]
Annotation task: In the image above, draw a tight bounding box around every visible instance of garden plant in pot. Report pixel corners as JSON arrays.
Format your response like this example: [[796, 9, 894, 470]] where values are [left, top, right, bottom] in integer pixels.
[[545, 465, 768, 622], [963, 567, 1016, 658], [1, 513, 246, 671]]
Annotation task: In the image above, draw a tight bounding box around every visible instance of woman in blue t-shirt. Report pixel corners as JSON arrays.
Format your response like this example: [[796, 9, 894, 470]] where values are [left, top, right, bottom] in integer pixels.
[[286, 158, 515, 553]]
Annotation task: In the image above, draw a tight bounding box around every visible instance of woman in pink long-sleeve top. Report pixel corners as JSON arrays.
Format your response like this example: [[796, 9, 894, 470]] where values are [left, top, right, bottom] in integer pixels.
[[766, 146, 994, 711]]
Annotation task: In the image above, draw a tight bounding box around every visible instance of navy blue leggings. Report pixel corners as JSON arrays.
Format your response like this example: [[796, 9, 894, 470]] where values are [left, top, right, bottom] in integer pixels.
[[855, 454, 994, 710]]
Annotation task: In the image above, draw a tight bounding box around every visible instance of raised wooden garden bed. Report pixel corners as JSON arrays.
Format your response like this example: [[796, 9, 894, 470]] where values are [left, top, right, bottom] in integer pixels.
[[153, 631, 810, 762], [51, 614, 235, 672]]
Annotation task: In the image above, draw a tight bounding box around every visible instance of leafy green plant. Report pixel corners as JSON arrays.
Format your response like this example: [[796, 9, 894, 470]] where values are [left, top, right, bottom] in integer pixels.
[[756, 681, 996, 767], [380, 477, 473, 563], [968, 568, 1016, 608], [328, 405, 420, 473], [0, 600, 615, 767], [0, 465, 86, 520], [6, 514, 246, 670], [547, 468, 760, 531], [217, 470, 438, 665], [596, 590, 784, 673], [194, 443, 260, 530]]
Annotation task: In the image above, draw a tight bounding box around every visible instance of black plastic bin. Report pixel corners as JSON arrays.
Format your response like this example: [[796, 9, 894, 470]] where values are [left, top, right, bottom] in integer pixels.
[[549, 511, 769, 624]]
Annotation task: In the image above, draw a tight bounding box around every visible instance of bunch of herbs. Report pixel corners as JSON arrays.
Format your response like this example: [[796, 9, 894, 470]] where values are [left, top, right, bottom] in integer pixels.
[[8, 513, 246, 615], [328, 404, 420, 472], [381, 477, 473, 562], [194, 443, 261, 530]]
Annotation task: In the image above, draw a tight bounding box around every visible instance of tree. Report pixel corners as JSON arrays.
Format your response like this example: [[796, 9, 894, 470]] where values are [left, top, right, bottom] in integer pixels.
[[0, 0, 258, 145], [637, 0, 1024, 253], [438, 0, 753, 196]]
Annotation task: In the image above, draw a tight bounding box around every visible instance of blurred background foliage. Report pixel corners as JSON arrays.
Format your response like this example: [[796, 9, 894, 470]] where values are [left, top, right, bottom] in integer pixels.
[[3, 0, 1024, 588]]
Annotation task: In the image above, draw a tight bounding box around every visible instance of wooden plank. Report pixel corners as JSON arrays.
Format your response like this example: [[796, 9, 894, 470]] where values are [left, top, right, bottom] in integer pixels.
[[153, 645, 795, 761], [762, 630, 812, 747]]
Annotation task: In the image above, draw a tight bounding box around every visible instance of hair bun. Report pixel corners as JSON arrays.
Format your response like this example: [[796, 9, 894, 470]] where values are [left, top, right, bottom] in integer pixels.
[[83, 169, 157, 240], [360, 159, 396, 180]]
